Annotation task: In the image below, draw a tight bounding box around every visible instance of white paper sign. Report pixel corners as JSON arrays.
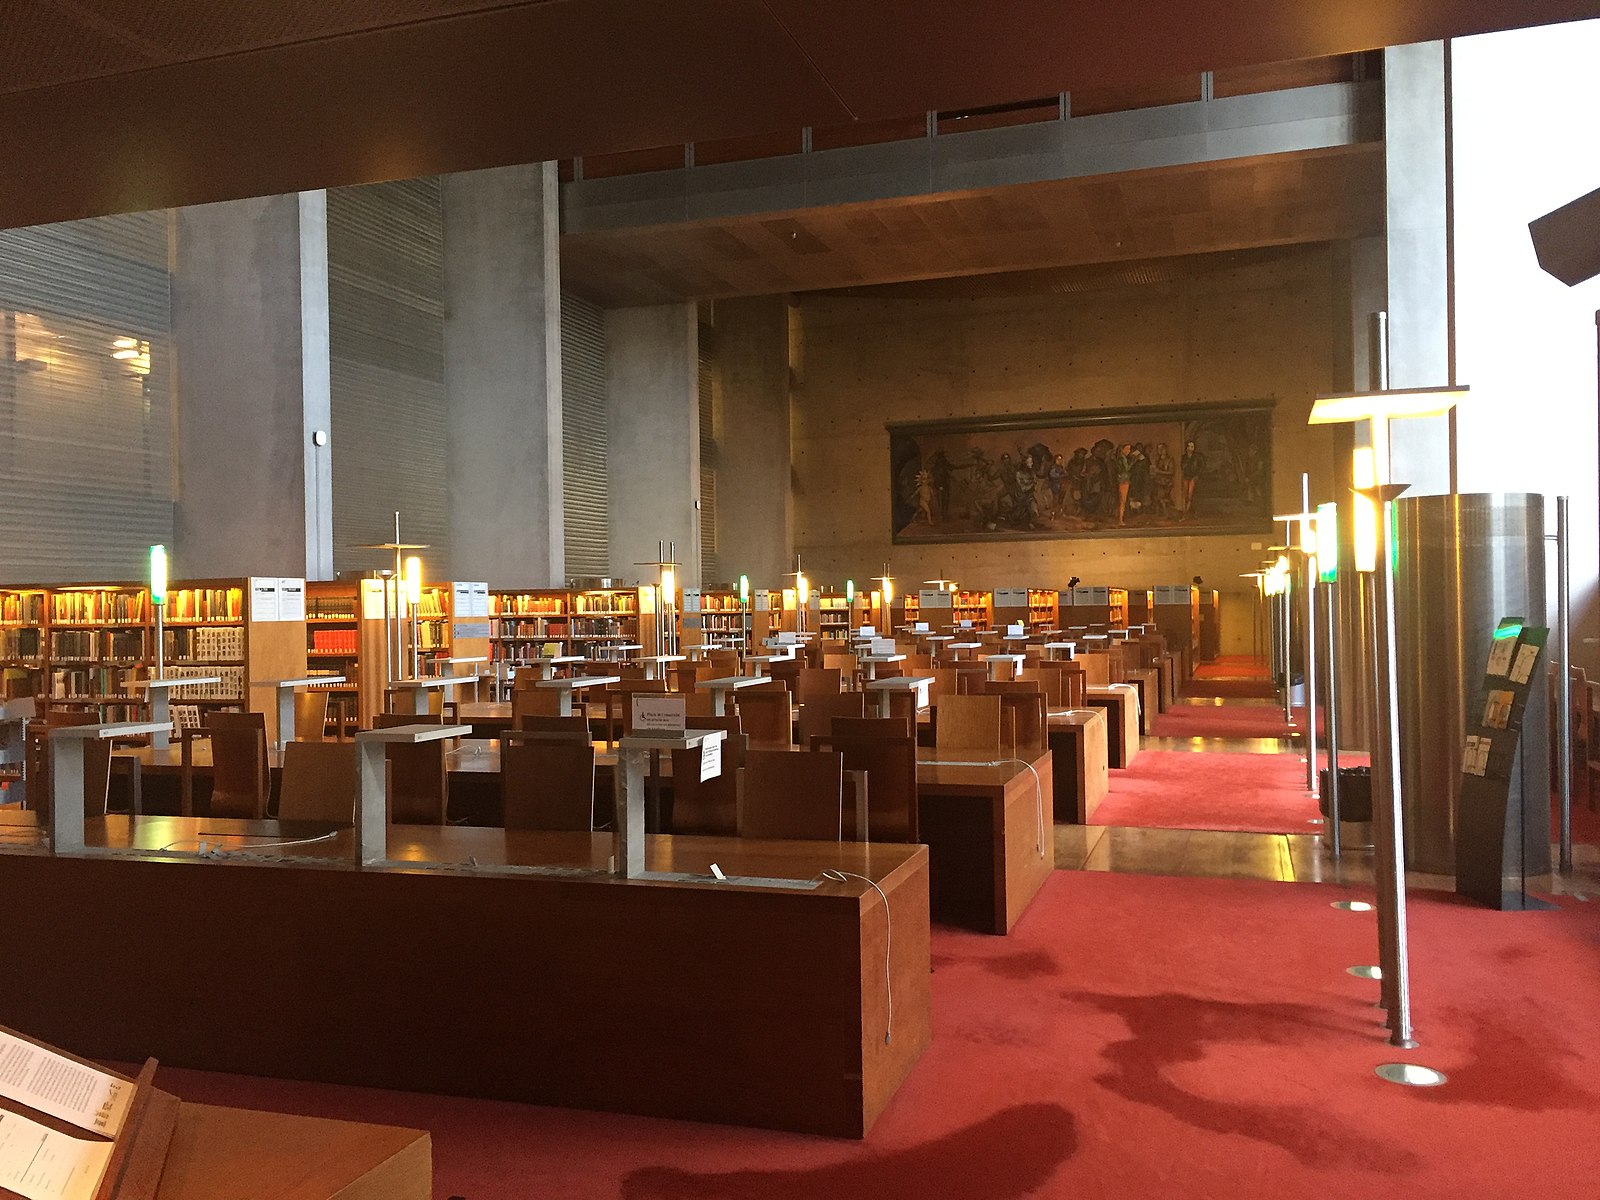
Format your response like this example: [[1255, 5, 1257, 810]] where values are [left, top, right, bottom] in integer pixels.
[[858, 625, 877, 638], [1007, 623, 1025, 637], [872, 638, 897, 657], [1509, 644, 1540, 686], [914, 622, 930, 633], [0, 1110, 112, 1200], [632, 694, 686, 735], [248, 577, 280, 623], [778, 631, 799, 645], [277, 577, 306, 622], [699, 733, 723, 782], [0, 1032, 133, 1138]]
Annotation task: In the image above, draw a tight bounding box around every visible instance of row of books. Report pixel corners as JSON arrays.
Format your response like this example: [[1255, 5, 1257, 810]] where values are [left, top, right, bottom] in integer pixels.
[[1, 628, 42, 660], [163, 625, 244, 662], [51, 590, 148, 625], [166, 587, 244, 622], [573, 593, 638, 615], [492, 618, 568, 639], [50, 629, 146, 662], [492, 594, 567, 617], [0, 592, 45, 624], [310, 629, 359, 654], [307, 597, 357, 619], [161, 665, 245, 702], [49, 666, 136, 699]]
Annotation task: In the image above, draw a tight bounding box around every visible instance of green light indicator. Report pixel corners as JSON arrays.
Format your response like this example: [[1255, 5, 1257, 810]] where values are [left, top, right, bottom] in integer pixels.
[[1316, 502, 1338, 583]]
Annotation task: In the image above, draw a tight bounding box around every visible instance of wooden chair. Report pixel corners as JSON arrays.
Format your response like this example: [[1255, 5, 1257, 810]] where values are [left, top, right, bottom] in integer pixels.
[[669, 727, 748, 837], [385, 739, 449, 825], [934, 694, 1003, 756], [513, 714, 591, 740], [707, 649, 741, 678], [822, 652, 857, 676], [733, 688, 793, 749], [927, 668, 962, 707], [1018, 666, 1066, 708], [769, 659, 802, 694], [797, 689, 866, 749], [502, 734, 597, 831], [372, 712, 444, 728], [952, 664, 988, 695], [512, 687, 564, 725], [981, 681, 1048, 753], [277, 740, 357, 824], [827, 716, 914, 743], [181, 711, 269, 820], [736, 748, 845, 841], [292, 689, 329, 742], [831, 730, 918, 843]]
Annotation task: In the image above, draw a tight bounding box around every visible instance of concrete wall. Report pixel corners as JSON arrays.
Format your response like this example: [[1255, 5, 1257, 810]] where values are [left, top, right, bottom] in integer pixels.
[[713, 295, 793, 584], [172, 192, 332, 578], [606, 304, 701, 585], [1451, 20, 1600, 673], [1383, 41, 1455, 492], [442, 163, 564, 587], [789, 245, 1345, 627]]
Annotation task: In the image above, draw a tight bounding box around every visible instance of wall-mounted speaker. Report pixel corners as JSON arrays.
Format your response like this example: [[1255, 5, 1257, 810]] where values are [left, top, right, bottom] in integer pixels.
[[1528, 185, 1600, 287]]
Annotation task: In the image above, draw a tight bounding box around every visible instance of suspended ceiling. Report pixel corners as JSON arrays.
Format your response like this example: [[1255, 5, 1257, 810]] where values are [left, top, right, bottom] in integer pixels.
[[2, 0, 1597, 229]]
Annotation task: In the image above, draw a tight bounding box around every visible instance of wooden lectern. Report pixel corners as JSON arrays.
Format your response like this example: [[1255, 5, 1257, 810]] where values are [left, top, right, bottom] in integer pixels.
[[0, 1026, 429, 1200]]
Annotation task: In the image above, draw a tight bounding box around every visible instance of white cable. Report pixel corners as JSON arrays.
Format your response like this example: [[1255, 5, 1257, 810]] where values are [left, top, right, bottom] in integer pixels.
[[159, 831, 341, 856], [818, 869, 894, 1046], [930, 758, 1047, 856]]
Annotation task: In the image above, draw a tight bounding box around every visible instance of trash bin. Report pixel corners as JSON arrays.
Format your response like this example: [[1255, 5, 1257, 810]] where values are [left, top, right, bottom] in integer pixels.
[[1318, 766, 1372, 822]]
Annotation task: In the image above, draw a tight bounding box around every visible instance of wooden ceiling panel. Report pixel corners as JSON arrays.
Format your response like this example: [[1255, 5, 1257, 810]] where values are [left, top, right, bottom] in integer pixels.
[[762, 0, 1600, 119], [560, 144, 1386, 306]]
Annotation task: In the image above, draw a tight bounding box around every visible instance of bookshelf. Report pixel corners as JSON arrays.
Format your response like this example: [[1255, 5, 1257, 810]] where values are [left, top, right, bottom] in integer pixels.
[[1, 588, 48, 701], [1027, 588, 1058, 629], [179, 579, 306, 745], [489, 589, 573, 667], [1127, 588, 1155, 627], [897, 592, 920, 629], [991, 588, 1031, 631], [817, 593, 852, 640], [951, 589, 993, 631], [1152, 584, 1201, 653], [305, 580, 366, 737], [572, 587, 641, 658], [750, 589, 783, 646], [44, 584, 150, 722], [1066, 586, 1130, 629], [681, 589, 753, 651]]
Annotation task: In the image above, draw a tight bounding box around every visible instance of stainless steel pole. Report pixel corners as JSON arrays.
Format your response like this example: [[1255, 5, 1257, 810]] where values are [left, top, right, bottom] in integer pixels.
[[1324, 579, 1342, 859], [1557, 495, 1573, 874], [1374, 496, 1415, 1048], [1303, 476, 1318, 795]]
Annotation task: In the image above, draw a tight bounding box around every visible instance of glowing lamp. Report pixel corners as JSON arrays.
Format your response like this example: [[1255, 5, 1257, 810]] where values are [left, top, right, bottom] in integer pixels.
[[149, 545, 167, 606], [1316, 503, 1338, 583]]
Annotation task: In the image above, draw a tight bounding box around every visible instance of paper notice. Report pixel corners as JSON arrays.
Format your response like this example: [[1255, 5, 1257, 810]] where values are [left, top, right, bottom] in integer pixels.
[[276, 578, 306, 622], [1509, 643, 1540, 686], [0, 1109, 113, 1200], [1482, 689, 1514, 730], [699, 733, 723, 782], [0, 1033, 132, 1138], [1486, 636, 1517, 677]]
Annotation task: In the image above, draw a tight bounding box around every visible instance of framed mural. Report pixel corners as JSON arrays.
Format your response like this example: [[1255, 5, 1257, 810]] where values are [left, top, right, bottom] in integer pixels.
[[888, 403, 1273, 543]]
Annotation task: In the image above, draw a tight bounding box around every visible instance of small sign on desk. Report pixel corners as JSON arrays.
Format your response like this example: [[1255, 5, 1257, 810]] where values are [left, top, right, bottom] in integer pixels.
[[871, 637, 897, 656], [632, 694, 687, 735], [700, 734, 722, 782]]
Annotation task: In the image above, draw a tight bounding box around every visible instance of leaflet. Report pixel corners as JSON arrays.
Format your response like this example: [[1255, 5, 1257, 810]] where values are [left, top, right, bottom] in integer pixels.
[[0, 1033, 132, 1138], [0, 1109, 112, 1200]]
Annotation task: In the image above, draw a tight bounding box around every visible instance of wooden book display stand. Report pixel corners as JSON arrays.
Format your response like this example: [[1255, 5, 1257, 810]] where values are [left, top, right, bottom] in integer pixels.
[[0, 1025, 177, 1200]]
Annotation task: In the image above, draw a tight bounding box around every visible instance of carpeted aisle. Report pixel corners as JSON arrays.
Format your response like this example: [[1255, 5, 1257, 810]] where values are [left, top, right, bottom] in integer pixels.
[[1090, 749, 1323, 833], [148, 871, 1600, 1200]]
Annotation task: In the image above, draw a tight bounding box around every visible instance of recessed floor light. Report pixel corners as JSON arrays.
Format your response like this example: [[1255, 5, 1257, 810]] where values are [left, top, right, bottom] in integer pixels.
[[1376, 1063, 1447, 1087], [1347, 965, 1382, 979], [1332, 900, 1375, 912]]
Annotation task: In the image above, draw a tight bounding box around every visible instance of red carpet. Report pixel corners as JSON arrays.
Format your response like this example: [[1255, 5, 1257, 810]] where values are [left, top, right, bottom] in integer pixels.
[[1150, 704, 1297, 740], [1092, 750, 1323, 834], [1180, 678, 1279, 699], [146, 871, 1600, 1199], [1193, 656, 1271, 681]]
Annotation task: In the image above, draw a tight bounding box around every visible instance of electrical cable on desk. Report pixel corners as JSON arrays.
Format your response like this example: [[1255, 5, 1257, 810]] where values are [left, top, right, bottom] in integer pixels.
[[817, 868, 894, 1046], [158, 831, 341, 856], [926, 758, 1046, 857]]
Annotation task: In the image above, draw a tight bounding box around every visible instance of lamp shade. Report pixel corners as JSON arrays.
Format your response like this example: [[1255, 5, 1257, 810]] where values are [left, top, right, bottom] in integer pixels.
[[149, 545, 167, 605], [1316, 502, 1338, 583]]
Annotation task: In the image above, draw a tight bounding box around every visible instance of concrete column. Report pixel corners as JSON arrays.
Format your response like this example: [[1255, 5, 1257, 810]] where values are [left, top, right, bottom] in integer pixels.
[[1383, 41, 1453, 493], [442, 163, 564, 587], [172, 192, 333, 578], [606, 304, 700, 586], [714, 296, 792, 584]]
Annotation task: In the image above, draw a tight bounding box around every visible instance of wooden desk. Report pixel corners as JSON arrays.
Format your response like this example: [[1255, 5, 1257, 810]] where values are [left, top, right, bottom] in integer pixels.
[[1085, 684, 1140, 767], [915, 746, 1053, 935], [158, 1104, 430, 1200], [1124, 667, 1161, 729], [1047, 708, 1109, 822], [0, 819, 929, 1139]]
